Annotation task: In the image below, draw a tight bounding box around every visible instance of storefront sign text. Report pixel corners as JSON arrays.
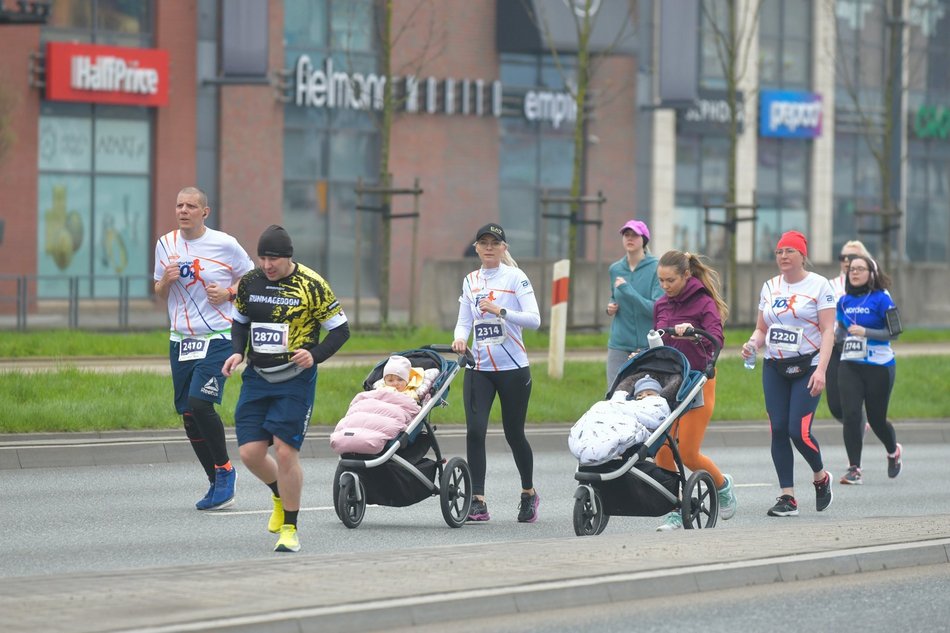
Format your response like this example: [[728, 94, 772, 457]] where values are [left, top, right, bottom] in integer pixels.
[[45, 43, 169, 107], [912, 105, 950, 140], [292, 55, 573, 128], [759, 90, 822, 139]]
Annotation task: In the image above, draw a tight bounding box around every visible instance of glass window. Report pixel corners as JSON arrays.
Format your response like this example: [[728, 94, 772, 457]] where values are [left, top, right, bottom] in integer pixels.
[[38, 1, 154, 299], [757, 0, 811, 89], [330, 0, 374, 52], [498, 53, 577, 257], [282, 0, 381, 292], [46, 0, 152, 46], [674, 135, 729, 256], [675, 137, 700, 191], [755, 137, 810, 260], [285, 1, 327, 49]]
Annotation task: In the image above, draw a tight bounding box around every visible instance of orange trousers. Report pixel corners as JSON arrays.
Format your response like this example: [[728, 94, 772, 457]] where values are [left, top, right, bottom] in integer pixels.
[[655, 376, 724, 488]]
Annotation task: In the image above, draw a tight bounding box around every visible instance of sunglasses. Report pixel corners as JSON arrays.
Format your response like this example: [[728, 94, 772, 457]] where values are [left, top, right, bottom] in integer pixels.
[[838, 254, 859, 262]]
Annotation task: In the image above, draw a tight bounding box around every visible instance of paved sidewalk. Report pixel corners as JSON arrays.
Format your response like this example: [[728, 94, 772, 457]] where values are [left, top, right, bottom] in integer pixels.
[[1, 514, 948, 632]]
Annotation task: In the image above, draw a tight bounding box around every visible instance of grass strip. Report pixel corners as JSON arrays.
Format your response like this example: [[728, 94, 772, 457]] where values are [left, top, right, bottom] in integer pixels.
[[2, 356, 947, 433], [2, 327, 949, 358]]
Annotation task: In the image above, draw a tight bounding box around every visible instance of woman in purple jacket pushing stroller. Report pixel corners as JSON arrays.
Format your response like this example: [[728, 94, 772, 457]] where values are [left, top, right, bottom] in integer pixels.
[[652, 250, 737, 530]]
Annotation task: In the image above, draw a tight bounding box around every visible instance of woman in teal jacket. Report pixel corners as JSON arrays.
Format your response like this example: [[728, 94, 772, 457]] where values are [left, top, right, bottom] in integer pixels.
[[605, 219, 663, 389]]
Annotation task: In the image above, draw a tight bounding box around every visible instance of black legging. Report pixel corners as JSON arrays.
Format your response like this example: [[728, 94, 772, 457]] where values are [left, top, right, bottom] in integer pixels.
[[825, 342, 845, 421], [827, 341, 873, 425], [838, 361, 898, 467], [463, 366, 534, 496]]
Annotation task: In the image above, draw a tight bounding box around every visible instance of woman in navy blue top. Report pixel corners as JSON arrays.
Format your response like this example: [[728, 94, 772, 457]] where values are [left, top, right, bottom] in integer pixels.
[[835, 255, 903, 485]]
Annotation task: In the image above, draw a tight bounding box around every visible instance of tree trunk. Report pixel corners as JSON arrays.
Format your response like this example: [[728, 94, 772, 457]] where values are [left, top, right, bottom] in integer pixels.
[[377, 0, 394, 325]]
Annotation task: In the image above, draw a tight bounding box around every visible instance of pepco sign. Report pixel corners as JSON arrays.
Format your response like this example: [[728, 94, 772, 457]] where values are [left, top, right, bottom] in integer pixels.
[[45, 42, 169, 107]]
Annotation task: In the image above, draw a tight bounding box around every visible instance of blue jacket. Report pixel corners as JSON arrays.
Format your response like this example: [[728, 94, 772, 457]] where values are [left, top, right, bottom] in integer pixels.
[[607, 254, 662, 351]]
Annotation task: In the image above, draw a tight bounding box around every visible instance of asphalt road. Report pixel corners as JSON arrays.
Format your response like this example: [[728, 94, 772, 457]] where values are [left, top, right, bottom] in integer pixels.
[[395, 562, 950, 633], [0, 441, 945, 578]]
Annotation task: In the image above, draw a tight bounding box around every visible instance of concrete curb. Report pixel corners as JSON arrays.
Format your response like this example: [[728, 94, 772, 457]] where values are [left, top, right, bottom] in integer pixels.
[[163, 540, 950, 633]]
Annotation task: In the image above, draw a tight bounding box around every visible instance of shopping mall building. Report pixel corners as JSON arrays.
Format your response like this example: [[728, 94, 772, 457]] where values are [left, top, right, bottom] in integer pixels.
[[0, 0, 947, 328]]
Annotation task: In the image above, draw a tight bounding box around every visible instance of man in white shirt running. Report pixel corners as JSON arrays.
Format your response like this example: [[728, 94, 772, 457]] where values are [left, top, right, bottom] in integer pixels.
[[153, 186, 254, 511]]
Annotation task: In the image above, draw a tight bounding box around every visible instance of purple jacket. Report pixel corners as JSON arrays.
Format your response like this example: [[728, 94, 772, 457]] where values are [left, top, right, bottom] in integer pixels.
[[653, 276, 724, 371]]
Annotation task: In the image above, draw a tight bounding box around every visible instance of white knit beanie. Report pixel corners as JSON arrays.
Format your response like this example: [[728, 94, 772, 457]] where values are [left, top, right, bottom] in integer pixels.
[[383, 355, 411, 382]]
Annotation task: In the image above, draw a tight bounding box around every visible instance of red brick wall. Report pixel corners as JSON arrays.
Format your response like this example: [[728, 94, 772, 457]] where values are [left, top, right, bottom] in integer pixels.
[[587, 55, 638, 267], [217, 0, 285, 258], [388, 0, 500, 308], [153, 1, 199, 243], [0, 20, 41, 282]]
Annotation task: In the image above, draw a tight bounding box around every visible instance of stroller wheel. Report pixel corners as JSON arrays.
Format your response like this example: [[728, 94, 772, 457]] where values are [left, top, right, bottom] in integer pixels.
[[337, 474, 366, 529], [681, 470, 719, 529], [573, 486, 609, 536], [439, 457, 472, 528], [332, 464, 344, 521]]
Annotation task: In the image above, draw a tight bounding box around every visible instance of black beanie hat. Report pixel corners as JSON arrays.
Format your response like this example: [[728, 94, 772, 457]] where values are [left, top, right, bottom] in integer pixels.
[[258, 224, 293, 258]]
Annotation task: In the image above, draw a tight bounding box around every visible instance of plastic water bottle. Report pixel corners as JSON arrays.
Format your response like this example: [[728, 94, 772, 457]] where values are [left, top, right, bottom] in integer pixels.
[[647, 329, 664, 349], [743, 342, 757, 370]]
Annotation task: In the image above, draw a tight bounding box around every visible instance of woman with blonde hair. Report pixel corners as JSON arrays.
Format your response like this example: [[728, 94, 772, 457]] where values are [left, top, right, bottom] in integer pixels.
[[451, 223, 542, 523], [652, 250, 737, 530]]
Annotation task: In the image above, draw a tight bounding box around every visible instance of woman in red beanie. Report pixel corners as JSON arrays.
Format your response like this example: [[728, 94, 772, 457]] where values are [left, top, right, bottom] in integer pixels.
[[740, 230, 836, 517]]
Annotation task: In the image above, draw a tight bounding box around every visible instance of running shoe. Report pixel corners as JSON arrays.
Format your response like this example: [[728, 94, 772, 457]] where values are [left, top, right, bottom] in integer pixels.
[[274, 524, 300, 553], [887, 443, 903, 478], [656, 511, 683, 531], [467, 498, 490, 522], [195, 481, 215, 511], [517, 491, 540, 523], [814, 471, 833, 511], [840, 466, 863, 485], [717, 473, 737, 520], [767, 495, 799, 517], [268, 494, 284, 534], [208, 466, 236, 510]]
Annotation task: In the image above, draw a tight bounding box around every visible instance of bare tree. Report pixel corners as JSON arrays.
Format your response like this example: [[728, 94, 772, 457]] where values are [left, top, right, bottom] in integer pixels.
[[527, 0, 638, 319], [828, 0, 910, 273], [336, 0, 444, 325], [700, 0, 763, 312]]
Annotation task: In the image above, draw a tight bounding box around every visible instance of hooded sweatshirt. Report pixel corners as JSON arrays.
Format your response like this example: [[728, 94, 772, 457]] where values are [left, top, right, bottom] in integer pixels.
[[653, 276, 724, 371], [607, 254, 663, 351]]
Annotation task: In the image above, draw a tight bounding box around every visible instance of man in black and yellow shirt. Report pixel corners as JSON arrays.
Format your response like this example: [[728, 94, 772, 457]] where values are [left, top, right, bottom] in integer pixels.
[[222, 224, 349, 553]]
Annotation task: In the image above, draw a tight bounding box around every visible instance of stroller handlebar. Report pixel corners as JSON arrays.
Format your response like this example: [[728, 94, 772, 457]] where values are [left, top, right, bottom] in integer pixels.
[[679, 327, 721, 376], [425, 344, 476, 368]]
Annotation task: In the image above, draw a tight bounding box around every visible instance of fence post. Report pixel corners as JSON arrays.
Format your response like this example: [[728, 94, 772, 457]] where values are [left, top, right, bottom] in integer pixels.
[[17, 276, 27, 331], [547, 259, 570, 379], [119, 276, 130, 329], [68, 277, 79, 328]]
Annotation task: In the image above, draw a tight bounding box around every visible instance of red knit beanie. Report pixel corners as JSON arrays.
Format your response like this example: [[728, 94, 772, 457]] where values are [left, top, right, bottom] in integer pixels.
[[776, 230, 808, 259]]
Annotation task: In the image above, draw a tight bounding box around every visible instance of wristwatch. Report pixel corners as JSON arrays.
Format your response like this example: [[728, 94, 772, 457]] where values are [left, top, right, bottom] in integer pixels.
[[227, 288, 236, 302], [499, 308, 507, 319]]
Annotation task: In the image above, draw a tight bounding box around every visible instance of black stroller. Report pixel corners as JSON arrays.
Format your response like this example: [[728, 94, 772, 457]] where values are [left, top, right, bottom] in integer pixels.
[[572, 328, 722, 535], [332, 344, 474, 529]]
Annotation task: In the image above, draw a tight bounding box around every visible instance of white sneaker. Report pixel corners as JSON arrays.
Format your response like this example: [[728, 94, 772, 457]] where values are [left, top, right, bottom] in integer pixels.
[[656, 511, 683, 531], [718, 473, 737, 520]]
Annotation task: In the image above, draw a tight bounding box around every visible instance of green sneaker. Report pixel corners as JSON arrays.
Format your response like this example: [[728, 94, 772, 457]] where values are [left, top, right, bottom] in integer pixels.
[[718, 473, 737, 520], [656, 511, 683, 531]]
